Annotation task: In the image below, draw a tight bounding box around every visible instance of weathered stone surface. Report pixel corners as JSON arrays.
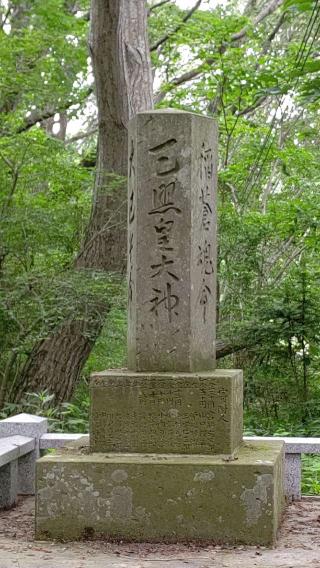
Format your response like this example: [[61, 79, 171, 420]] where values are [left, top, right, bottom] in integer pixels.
[[0, 460, 18, 509], [127, 110, 218, 372], [39, 433, 86, 450], [285, 454, 301, 501], [90, 369, 243, 456], [0, 413, 48, 443], [35, 439, 285, 545], [0, 413, 47, 494], [0, 439, 18, 468], [0, 435, 35, 497]]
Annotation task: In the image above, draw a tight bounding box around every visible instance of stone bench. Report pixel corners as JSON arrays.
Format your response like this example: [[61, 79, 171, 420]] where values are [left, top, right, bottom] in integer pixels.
[[0, 413, 48, 508], [0, 435, 35, 508], [39, 433, 85, 449], [245, 436, 320, 501]]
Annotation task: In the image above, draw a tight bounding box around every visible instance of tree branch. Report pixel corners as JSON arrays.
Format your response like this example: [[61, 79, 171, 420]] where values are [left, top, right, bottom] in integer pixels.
[[266, 235, 295, 269], [150, 0, 202, 51], [232, 0, 284, 42], [0, 151, 14, 170], [243, 0, 257, 16], [154, 58, 214, 104], [0, 6, 11, 30], [16, 87, 93, 134], [261, 10, 286, 54], [148, 0, 171, 15], [155, 0, 284, 100], [273, 246, 306, 284], [216, 338, 249, 359], [0, 146, 28, 216], [65, 125, 98, 144], [169, 58, 211, 87], [236, 95, 268, 117]]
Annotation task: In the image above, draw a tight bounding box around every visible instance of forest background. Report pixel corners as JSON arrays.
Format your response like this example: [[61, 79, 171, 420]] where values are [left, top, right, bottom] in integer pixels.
[[0, 0, 320, 490]]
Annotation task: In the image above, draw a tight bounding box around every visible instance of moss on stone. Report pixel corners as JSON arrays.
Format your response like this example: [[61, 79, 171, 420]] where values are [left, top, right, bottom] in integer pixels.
[[36, 440, 284, 545], [90, 370, 243, 456]]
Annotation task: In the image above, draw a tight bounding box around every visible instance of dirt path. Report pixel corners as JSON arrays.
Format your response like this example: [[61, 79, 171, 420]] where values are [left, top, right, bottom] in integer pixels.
[[1, 497, 320, 567]]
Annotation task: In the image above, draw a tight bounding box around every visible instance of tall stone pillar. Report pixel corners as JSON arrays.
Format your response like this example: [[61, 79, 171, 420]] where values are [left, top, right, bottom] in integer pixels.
[[35, 111, 285, 545], [127, 110, 217, 372]]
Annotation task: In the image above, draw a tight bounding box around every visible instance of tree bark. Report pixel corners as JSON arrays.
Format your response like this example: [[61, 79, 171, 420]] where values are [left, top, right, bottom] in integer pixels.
[[77, 0, 153, 272], [12, 317, 102, 403], [12, 0, 153, 404]]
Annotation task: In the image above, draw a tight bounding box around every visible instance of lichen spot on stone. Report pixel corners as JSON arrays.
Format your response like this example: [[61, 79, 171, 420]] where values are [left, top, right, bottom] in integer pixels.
[[110, 486, 133, 519], [111, 469, 128, 483], [240, 474, 273, 527], [193, 470, 215, 482], [135, 506, 151, 523], [168, 408, 179, 418]]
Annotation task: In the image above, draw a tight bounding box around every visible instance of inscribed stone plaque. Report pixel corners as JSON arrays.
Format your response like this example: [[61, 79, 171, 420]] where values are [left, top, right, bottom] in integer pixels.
[[127, 110, 218, 372], [90, 369, 243, 455]]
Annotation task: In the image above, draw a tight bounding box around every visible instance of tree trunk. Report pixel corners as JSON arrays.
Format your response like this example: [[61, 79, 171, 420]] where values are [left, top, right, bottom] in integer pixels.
[[12, 317, 102, 402], [12, 0, 153, 404]]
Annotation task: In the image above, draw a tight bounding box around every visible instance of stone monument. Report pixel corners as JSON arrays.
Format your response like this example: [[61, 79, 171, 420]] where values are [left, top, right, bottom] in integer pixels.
[[36, 110, 285, 545]]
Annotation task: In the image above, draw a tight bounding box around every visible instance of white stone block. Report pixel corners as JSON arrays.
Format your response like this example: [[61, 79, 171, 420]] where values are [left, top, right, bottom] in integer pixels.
[[0, 414, 47, 494], [39, 433, 88, 449], [0, 439, 19, 468], [0, 413, 48, 446], [4, 435, 35, 456]]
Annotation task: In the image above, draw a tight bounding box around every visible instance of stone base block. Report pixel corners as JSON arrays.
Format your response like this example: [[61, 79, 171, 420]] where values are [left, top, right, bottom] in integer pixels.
[[36, 440, 284, 545], [90, 369, 243, 456]]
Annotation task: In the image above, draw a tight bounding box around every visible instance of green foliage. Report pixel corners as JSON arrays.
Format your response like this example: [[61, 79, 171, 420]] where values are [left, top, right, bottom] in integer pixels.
[[83, 303, 127, 377], [0, 389, 89, 433], [283, 0, 315, 11], [0, 0, 89, 133], [302, 455, 320, 495]]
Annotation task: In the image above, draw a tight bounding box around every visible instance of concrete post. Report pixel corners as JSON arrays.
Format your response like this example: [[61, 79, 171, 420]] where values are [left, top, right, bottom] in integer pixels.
[[285, 453, 301, 500]]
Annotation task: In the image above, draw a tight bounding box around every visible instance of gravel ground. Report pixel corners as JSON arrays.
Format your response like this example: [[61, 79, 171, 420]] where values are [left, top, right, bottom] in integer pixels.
[[0, 496, 320, 567]]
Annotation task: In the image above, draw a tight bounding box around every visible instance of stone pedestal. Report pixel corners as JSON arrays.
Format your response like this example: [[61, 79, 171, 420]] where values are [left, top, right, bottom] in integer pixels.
[[35, 109, 285, 544], [90, 370, 243, 456], [36, 439, 284, 545]]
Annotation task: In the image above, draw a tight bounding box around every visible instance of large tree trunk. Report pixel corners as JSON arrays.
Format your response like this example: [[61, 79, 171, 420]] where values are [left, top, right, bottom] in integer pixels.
[[12, 0, 153, 404]]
